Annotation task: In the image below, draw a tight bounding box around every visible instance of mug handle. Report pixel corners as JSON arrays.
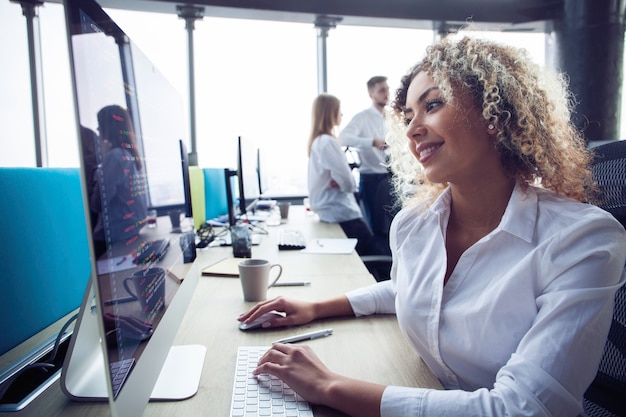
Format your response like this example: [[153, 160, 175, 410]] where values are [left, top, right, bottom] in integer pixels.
[[123, 277, 138, 300], [267, 264, 283, 288]]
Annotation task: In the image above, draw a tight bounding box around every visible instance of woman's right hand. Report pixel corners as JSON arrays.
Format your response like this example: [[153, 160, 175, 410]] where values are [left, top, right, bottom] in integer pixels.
[[237, 296, 317, 329]]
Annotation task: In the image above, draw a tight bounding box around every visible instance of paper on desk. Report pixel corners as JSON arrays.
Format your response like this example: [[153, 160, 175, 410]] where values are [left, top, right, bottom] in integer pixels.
[[301, 238, 357, 254], [201, 257, 242, 277]]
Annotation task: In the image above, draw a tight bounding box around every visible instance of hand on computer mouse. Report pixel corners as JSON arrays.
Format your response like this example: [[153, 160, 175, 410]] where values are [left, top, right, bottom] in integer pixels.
[[238, 296, 319, 330], [238, 310, 286, 330]]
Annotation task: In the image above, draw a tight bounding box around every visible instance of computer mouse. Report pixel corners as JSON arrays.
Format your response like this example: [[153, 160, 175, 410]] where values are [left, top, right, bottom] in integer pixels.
[[238, 310, 285, 331]]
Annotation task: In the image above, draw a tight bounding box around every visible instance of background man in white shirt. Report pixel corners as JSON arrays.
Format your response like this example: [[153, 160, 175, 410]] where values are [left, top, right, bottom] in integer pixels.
[[340, 76, 392, 233]]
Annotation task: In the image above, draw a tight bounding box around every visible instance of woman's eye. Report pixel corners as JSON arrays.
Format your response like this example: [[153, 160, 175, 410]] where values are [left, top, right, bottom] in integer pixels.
[[426, 99, 442, 112]]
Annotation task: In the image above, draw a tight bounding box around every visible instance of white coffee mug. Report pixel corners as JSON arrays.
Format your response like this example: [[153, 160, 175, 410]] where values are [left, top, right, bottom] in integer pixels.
[[238, 259, 283, 302]]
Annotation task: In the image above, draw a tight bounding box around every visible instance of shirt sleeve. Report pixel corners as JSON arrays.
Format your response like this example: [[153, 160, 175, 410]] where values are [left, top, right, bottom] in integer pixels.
[[318, 136, 357, 193], [381, 382, 559, 417], [340, 113, 375, 149], [346, 280, 396, 316]]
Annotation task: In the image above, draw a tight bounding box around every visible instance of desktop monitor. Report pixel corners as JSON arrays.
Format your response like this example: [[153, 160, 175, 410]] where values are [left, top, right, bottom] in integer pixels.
[[61, 1, 205, 416], [224, 168, 238, 227], [236, 136, 261, 217], [179, 140, 193, 219], [257, 147, 270, 197]]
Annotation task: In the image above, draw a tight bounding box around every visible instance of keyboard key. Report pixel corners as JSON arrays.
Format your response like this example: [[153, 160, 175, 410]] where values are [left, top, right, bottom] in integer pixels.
[[277, 230, 306, 250], [230, 346, 312, 417], [109, 358, 135, 399]]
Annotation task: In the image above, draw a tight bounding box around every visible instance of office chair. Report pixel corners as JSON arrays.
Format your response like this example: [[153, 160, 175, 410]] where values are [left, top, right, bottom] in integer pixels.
[[583, 140, 626, 417], [589, 140, 626, 227], [343, 146, 361, 170], [583, 281, 626, 417]]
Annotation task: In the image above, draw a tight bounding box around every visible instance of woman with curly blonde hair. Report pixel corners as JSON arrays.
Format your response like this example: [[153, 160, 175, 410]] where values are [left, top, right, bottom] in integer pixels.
[[386, 35, 595, 208], [239, 35, 626, 416]]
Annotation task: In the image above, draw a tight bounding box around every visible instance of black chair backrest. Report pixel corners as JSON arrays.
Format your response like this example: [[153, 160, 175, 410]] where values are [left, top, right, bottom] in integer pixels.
[[583, 282, 626, 417], [372, 176, 398, 237], [583, 140, 626, 417], [590, 140, 626, 226]]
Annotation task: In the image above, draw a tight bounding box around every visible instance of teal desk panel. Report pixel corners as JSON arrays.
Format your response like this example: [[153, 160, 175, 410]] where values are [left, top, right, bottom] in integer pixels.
[[203, 168, 228, 221], [0, 168, 91, 356]]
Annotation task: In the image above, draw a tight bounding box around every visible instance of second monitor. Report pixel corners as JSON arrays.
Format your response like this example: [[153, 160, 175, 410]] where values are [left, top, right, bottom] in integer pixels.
[[223, 136, 265, 226], [237, 135, 262, 217]]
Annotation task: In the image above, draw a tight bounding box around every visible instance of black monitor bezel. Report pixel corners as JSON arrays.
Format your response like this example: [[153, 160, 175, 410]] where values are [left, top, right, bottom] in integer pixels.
[[179, 140, 193, 219], [236, 136, 261, 217]]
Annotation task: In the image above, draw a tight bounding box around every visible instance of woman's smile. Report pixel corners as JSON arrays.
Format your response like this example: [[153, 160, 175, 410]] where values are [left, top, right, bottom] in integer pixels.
[[416, 142, 444, 163]]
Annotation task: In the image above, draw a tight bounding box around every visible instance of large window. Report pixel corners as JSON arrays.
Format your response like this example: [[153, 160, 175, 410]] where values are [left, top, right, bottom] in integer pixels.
[[327, 25, 434, 124], [3, 1, 594, 199], [1, 2, 77, 167]]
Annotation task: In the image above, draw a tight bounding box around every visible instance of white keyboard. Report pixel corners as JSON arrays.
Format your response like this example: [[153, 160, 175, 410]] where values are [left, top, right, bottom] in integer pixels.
[[231, 346, 313, 417]]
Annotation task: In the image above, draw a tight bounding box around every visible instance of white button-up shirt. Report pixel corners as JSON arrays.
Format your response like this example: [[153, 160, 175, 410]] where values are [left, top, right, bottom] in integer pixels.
[[347, 184, 626, 416], [340, 106, 388, 175], [308, 134, 362, 223]]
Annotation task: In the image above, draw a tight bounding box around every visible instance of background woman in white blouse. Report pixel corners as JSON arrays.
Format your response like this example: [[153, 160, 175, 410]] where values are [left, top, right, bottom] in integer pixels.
[[306, 93, 377, 256], [239, 35, 626, 417]]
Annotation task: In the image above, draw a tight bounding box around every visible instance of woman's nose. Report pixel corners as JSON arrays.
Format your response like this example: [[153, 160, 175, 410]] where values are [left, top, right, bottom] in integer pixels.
[[406, 118, 426, 140]]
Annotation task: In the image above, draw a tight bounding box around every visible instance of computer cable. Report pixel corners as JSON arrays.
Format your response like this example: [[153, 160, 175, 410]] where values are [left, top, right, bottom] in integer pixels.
[[196, 223, 216, 248], [249, 222, 269, 235], [0, 313, 78, 402]]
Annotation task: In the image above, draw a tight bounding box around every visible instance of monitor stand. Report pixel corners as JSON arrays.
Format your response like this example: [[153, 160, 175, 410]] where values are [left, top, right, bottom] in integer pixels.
[[151, 345, 206, 400], [61, 281, 206, 402], [64, 342, 206, 401]]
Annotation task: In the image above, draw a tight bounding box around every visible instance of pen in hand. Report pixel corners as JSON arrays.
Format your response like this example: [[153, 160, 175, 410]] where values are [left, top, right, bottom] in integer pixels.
[[272, 328, 333, 344]]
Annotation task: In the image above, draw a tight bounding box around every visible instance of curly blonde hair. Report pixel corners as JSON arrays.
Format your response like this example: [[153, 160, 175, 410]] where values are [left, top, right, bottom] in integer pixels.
[[387, 35, 596, 208]]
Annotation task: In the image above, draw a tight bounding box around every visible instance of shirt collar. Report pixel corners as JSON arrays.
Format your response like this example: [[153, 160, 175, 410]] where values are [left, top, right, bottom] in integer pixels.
[[428, 181, 537, 243]]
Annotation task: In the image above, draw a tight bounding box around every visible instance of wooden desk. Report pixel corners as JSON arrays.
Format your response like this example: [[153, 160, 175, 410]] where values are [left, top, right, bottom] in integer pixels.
[[0, 207, 441, 417], [203, 209, 371, 279]]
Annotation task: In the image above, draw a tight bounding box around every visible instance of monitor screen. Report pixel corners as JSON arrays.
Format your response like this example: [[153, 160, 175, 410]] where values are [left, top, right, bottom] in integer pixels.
[[236, 136, 261, 216], [61, 1, 205, 415]]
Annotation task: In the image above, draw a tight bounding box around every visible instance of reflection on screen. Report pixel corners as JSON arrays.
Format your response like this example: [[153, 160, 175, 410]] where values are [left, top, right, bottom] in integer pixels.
[[71, 6, 189, 398]]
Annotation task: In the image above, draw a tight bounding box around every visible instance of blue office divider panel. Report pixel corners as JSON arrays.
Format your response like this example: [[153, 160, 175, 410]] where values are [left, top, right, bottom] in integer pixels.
[[203, 168, 229, 221], [0, 168, 91, 356]]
